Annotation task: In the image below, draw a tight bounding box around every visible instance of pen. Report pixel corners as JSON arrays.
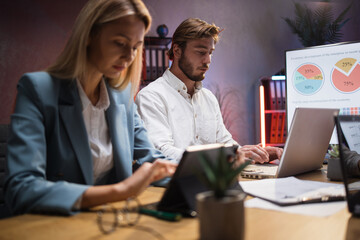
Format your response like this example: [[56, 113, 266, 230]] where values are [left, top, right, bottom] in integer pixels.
[[299, 195, 345, 204], [139, 208, 182, 222]]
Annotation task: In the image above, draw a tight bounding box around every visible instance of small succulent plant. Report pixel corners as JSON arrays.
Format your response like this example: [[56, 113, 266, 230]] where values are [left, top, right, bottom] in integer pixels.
[[328, 144, 340, 158], [199, 147, 250, 199]]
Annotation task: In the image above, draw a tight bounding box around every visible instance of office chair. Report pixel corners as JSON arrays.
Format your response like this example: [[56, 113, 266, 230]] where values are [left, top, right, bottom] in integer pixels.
[[0, 124, 11, 218]]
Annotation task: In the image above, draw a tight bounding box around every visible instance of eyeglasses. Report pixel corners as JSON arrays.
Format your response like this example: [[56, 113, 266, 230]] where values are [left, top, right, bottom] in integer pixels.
[[97, 198, 141, 234]]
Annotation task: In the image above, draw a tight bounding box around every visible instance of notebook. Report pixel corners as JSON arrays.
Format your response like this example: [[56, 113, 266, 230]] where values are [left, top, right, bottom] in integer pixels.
[[241, 107, 339, 179], [156, 143, 240, 217], [336, 115, 360, 217]]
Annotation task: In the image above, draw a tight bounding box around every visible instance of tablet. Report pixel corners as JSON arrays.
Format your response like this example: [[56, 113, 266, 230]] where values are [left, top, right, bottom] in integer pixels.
[[336, 115, 360, 217], [156, 143, 240, 217]]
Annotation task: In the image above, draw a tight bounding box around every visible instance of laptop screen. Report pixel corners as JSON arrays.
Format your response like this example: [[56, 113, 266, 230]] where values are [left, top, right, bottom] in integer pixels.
[[335, 115, 360, 216]]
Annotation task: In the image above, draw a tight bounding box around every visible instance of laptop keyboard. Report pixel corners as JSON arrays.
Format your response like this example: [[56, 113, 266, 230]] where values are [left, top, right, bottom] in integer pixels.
[[242, 164, 278, 175]]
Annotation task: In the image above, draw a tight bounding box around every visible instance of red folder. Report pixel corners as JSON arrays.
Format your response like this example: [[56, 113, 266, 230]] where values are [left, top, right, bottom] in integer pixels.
[[275, 81, 282, 110], [280, 112, 287, 143], [276, 112, 283, 143], [281, 80, 286, 109], [270, 112, 278, 143]]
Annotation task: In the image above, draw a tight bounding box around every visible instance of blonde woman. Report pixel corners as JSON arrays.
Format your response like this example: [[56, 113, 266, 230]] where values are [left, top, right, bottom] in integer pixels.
[[5, 0, 176, 216]]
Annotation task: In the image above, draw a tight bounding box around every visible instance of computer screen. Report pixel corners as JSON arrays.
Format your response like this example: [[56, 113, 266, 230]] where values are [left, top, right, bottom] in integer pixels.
[[286, 41, 360, 143]]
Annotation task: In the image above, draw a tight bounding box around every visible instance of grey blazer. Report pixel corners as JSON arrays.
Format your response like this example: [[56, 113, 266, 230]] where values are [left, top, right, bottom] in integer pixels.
[[5, 72, 163, 215]]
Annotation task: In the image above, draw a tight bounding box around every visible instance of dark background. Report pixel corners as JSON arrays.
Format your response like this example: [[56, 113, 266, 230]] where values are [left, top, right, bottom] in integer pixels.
[[1, 0, 359, 145]]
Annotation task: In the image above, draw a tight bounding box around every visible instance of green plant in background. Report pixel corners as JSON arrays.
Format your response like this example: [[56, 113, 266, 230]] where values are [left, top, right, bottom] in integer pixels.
[[283, 0, 352, 47], [199, 147, 250, 199], [328, 144, 340, 158]]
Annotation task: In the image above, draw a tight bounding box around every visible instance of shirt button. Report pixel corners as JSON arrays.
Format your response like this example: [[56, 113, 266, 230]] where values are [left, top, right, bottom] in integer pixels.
[[183, 87, 186, 90], [196, 136, 199, 139], [195, 114, 197, 118], [178, 90, 180, 93]]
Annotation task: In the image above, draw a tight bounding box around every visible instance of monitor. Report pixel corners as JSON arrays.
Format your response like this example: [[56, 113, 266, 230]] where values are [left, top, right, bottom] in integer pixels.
[[286, 41, 360, 143]]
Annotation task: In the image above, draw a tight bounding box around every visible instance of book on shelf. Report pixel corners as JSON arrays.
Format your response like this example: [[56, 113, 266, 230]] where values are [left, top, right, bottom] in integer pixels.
[[156, 48, 162, 76], [164, 49, 169, 69], [142, 49, 147, 82], [280, 112, 287, 143], [276, 112, 283, 143], [270, 112, 278, 144], [281, 80, 286, 109], [275, 81, 282, 110], [265, 113, 272, 144], [151, 48, 157, 80], [269, 81, 277, 110], [145, 48, 151, 81]]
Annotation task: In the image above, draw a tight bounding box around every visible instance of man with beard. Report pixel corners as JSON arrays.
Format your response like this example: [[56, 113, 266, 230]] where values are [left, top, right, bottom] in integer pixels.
[[136, 18, 282, 163]]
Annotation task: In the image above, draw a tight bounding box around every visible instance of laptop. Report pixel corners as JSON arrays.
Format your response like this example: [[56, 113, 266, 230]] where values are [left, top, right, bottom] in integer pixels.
[[155, 143, 240, 217], [241, 107, 339, 179], [336, 115, 360, 217]]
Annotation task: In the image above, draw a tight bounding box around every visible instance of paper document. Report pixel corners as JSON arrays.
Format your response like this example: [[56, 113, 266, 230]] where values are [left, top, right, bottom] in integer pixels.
[[240, 177, 345, 206], [245, 198, 346, 217]]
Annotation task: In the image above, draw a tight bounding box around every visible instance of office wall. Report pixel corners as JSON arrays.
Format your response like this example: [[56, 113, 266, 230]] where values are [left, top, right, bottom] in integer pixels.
[[0, 0, 88, 123], [0, 0, 359, 145]]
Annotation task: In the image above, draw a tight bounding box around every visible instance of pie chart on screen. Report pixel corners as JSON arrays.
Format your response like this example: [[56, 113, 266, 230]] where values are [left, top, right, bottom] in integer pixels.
[[331, 58, 360, 93], [293, 63, 324, 95]]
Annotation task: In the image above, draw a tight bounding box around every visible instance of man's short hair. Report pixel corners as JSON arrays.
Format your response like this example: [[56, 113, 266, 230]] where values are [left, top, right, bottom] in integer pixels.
[[168, 18, 221, 60]]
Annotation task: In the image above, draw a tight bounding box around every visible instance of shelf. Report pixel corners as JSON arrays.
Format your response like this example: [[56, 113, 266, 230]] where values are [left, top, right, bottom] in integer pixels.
[[259, 76, 287, 147], [140, 37, 172, 88], [144, 36, 172, 47], [265, 109, 285, 114], [266, 143, 285, 147]]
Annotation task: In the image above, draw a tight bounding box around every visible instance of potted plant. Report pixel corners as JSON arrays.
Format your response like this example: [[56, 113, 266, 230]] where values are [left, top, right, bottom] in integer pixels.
[[283, 1, 351, 47], [196, 147, 250, 240], [327, 144, 342, 181]]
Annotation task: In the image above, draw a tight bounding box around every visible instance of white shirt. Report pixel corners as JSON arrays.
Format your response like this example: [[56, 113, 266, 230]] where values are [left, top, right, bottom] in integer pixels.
[[136, 69, 237, 162], [77, 79, 113, 184]]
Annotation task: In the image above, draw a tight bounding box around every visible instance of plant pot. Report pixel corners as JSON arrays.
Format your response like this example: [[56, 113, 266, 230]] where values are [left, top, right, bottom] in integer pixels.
[[196, 190, 246, 240], [327, 158, 343, 181]]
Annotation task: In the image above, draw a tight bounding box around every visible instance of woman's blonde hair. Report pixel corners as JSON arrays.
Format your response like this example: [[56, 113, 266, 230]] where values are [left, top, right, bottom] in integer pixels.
[[168, 18, 220, 60], [47, 0, 151, 95]]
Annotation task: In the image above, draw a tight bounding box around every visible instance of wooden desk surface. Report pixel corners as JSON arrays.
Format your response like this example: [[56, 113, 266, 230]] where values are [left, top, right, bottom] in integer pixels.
[[0, 167, 359, 240]]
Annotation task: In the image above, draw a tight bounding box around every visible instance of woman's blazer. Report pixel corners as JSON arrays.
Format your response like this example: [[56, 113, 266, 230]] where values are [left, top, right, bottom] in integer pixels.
[[5, 72, 164, 215]]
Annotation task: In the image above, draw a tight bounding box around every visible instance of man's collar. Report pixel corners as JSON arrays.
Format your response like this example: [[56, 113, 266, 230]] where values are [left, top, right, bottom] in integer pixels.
[[164, 69, 203, 96]]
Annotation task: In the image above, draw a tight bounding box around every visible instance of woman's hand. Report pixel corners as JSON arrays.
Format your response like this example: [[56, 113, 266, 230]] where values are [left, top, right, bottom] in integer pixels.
[[121, 159, 177, 197], [147, 159, 178, 182], [80, 160, 177, 209]]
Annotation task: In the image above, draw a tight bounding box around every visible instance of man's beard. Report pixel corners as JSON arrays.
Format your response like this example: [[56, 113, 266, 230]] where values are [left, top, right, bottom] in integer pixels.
[[178, 54, 206, 82]]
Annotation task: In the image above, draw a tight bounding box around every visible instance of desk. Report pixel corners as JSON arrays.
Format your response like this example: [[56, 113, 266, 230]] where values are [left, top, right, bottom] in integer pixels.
[[0, 167, 359, 240]]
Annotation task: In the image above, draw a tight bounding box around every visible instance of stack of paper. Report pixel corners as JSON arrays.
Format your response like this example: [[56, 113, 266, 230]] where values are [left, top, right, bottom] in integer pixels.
[[240, 177, 346, 217]]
